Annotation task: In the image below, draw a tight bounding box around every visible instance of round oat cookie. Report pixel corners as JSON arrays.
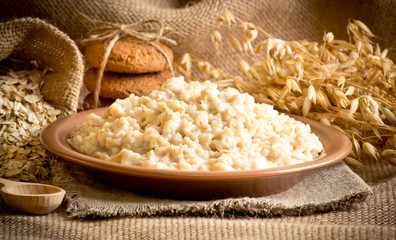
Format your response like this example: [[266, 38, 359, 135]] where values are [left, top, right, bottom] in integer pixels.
[[84, 68, 172, 99], [84, 38, 174, 74]]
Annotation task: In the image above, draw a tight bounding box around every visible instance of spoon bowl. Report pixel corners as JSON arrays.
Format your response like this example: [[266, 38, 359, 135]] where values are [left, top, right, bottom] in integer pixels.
[[0, 177, 66, 215]]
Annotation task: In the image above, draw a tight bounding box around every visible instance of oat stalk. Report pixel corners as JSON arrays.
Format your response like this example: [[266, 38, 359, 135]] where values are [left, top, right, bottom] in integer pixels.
[[176, 11, 396, 167]]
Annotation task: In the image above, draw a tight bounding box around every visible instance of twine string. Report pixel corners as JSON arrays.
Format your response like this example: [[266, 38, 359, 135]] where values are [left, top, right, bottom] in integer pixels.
[[80, 14, 176, 108]]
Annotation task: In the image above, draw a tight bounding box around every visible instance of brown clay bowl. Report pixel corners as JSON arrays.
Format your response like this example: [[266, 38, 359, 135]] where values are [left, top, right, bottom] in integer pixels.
[[40, 107, 351, 200]]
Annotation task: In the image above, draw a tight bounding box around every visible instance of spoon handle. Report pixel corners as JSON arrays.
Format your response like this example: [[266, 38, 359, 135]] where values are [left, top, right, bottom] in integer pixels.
[[0, 177, 20, 187]]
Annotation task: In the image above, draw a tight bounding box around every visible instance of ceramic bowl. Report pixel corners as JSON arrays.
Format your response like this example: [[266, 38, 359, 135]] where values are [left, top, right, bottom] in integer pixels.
[[41, 108, 351, 199]]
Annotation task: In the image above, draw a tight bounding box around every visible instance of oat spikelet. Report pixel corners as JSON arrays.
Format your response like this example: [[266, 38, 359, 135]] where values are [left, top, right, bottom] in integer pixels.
[[344, 157, 364, 167], [228, 33, 243, 53], [381, 107, 396, 124], [307, 85, 316, 104], [350, 98, 359, 116], [302, 98, 311, 117], [362, 142, 379, 160], [211, 30, 222, 52]]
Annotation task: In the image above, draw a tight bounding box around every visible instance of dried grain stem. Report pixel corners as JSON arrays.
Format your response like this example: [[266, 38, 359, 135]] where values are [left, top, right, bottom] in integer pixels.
[[175, 11, 396, 165]]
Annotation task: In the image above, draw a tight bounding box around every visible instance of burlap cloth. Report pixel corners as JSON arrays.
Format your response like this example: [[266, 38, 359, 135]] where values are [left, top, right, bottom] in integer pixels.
[[0, 0, 395, 239]]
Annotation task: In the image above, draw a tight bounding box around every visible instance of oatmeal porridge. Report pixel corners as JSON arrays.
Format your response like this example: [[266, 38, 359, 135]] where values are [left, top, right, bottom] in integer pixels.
[[68, 77, 323, 171]]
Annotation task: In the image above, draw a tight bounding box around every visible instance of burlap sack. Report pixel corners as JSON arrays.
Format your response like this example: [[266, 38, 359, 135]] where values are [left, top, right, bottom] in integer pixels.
[[0, 18, 84, 117]]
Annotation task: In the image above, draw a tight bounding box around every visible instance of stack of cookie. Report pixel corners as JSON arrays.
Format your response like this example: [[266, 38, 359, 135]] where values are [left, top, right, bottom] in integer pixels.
[[83, 37, 173, 104]]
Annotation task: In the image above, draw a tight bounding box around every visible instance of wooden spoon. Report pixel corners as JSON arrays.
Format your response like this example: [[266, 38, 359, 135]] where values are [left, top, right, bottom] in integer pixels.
[[0, 177, 66, 215]]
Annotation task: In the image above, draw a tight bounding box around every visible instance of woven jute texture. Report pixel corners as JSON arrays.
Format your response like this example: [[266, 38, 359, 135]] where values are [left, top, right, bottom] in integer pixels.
[[0, 174, 394, 239], [0, 18, 85, 117]]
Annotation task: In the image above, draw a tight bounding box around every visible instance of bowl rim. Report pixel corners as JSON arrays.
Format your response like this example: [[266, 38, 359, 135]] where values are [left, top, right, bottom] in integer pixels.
[[40, 107, 352, 181]]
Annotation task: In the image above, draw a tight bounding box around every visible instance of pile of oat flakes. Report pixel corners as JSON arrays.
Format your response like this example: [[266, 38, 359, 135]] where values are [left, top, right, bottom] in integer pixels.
[[0, 61, 61, 182]]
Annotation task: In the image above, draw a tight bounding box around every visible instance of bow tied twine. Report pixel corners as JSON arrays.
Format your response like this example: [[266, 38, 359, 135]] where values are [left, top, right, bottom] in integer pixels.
[[80, 14, 177, 108]]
